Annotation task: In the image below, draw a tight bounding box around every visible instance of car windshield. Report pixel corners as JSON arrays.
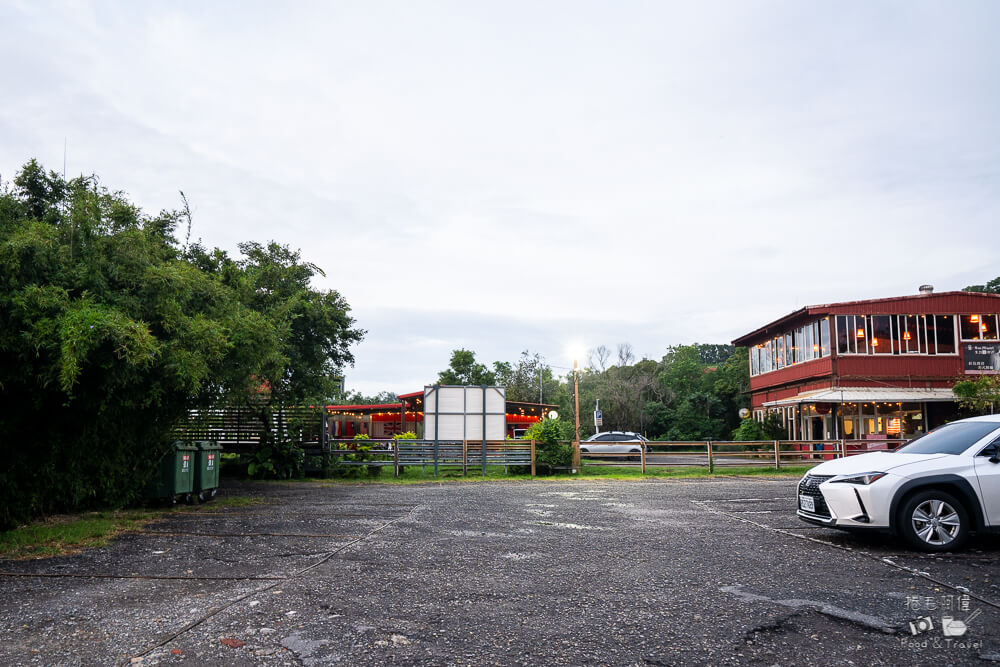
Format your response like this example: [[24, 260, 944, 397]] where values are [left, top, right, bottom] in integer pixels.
[[896, 422, 1000, 456]]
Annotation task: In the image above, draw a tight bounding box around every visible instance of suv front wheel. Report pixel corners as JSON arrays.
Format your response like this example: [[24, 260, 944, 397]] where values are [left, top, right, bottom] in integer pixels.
[[898, 490, 970, 552]]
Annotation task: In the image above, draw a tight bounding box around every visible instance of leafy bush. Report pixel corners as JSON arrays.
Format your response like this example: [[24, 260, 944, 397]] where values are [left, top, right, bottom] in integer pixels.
[[730, 418, 767, 442], [246, 441, 306, 479], [328, 433, 386, 478], [730, 412, 788, 442], [525, 419, 574, 474]]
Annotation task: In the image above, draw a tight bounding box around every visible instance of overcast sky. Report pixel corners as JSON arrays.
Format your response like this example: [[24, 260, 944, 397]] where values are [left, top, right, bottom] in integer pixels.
[[3, 1, 998, 395]]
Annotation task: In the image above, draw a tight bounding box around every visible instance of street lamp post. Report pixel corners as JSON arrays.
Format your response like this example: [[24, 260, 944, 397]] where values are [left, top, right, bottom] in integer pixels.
[[573, 360, 581, 470]]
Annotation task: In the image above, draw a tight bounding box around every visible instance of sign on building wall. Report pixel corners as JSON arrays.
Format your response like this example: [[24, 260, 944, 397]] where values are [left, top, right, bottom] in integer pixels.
[[423, 385, 506, 440], [963, 342, 1000, 374]]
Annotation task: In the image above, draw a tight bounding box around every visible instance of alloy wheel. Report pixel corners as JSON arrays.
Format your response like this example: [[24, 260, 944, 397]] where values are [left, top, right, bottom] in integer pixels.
[[911, 498, 961, 546]]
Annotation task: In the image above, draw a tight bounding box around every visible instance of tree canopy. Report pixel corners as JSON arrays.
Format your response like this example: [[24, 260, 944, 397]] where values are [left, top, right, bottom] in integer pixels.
[[436, 349, 497, 386], [434, 342, 750, 441], [953, 376, 1000, 414], [964, 277, 1000, 294], [0, 160, 363, 527]]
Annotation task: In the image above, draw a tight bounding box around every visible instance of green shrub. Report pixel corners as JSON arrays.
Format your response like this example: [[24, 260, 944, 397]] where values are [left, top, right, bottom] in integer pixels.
[[327, 433, 385, 478], [525, 419, 574, 474]]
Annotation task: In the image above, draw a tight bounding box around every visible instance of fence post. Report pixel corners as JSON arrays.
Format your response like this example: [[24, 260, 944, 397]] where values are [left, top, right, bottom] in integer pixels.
[[774, 440, 780, 470], [840, 439, 847, 459], [394, 441, 399, 478], [640, 443, 646, 474], [707, 441, 714, 473], [530, 439, 536, 477], [463, 440, 468, 476]]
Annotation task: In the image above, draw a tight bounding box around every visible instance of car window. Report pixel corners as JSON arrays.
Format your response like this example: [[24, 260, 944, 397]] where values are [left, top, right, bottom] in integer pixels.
[[597, 434, 619, 441], [897, 422, 1000, 456], [977, 435, 1000, 457]]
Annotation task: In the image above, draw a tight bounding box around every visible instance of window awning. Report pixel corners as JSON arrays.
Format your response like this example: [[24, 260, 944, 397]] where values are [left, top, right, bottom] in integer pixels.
[[762, 387, 956, 407]]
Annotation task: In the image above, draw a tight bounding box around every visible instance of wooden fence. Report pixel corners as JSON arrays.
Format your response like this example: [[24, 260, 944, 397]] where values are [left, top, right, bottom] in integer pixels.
[[579, 439, 908, 472], [173, 406, 907, 477], [173, 406, 325, 454], [327, 439, 536, 477]]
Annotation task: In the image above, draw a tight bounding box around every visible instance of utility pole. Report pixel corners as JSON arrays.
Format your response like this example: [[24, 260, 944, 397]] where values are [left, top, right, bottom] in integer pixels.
[[573, 360, 581, 470]]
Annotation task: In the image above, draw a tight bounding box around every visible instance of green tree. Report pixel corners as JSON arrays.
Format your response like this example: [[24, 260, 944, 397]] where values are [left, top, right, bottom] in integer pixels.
[[491, 350, 551, 402], [437, 349, 496, 385], [660, 346, 709, 396], [964, 277, 1000, 294], [640, 345, 749, 440], [187, 240, 364, 405], [692, 343, 737, 365], [342, 390, 399, 404], [600, 358, 660, 434], [712, 348, 751, 436], [185, 240, 364, 479], [0, 161, 364, 524], [953, 376, 1000, 414], [659, 393, 726, 440]]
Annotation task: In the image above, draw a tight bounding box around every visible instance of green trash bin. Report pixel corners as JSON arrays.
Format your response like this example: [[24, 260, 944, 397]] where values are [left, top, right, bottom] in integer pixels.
[[145, 441, 198, 504], [194, 441, 222, 502]]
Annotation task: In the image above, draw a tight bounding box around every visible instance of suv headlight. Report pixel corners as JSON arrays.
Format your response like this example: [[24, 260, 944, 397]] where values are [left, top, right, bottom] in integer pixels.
[[831, 472, 887, 485]]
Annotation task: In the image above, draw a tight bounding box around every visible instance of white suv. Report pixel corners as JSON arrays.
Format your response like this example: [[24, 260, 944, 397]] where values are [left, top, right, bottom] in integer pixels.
[[797, 415, 1000, 551], [580, 431, 649, 454]]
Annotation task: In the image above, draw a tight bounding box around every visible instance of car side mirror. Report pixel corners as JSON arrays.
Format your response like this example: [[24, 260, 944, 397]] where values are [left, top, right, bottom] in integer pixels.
[[988, 444, 1000, 464]]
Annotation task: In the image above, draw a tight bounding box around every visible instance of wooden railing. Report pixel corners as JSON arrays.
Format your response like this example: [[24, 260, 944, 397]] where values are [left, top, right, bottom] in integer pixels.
[[578, 439, 909, 472], [327, 439, 536, 477]]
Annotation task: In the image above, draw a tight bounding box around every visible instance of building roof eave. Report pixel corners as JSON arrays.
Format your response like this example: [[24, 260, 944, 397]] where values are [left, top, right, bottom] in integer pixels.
[[732, 306, 816, 346], [761, 387, 956, 407], [732, 290, 1000, 346]]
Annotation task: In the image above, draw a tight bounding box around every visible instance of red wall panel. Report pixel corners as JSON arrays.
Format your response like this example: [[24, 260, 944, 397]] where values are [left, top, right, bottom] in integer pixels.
[[835, 355, 962, 381], [750, 380, 832, 409], [749, 358, 832, 392]]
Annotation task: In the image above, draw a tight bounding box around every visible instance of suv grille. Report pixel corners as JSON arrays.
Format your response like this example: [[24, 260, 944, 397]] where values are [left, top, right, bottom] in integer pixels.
[[798, 474, 834, 518]]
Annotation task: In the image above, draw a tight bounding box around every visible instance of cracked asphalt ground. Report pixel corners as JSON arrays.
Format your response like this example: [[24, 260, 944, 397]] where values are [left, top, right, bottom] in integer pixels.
[[1, 477, 999, 665]]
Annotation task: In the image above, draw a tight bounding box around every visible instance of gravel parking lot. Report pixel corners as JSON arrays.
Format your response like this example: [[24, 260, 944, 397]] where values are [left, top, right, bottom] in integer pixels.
[[1, 476, 998, 665]]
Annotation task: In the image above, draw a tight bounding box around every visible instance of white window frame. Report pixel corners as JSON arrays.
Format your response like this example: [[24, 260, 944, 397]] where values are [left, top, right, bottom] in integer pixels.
[[834, 313, 960, 357]]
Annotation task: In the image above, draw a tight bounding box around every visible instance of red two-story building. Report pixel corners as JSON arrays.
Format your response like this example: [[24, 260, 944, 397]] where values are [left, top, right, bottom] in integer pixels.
[[732, 287, 1000, 442]]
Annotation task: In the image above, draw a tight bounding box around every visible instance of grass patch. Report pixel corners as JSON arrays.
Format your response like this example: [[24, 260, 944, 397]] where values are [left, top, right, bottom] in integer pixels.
[[273, 462, 816, 486], [577, 464, 815, 479], [0, 510, 157, 560], [0, 495, 267, 560], [193, 495, 270, 510], [288, 465, 535, 486]]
